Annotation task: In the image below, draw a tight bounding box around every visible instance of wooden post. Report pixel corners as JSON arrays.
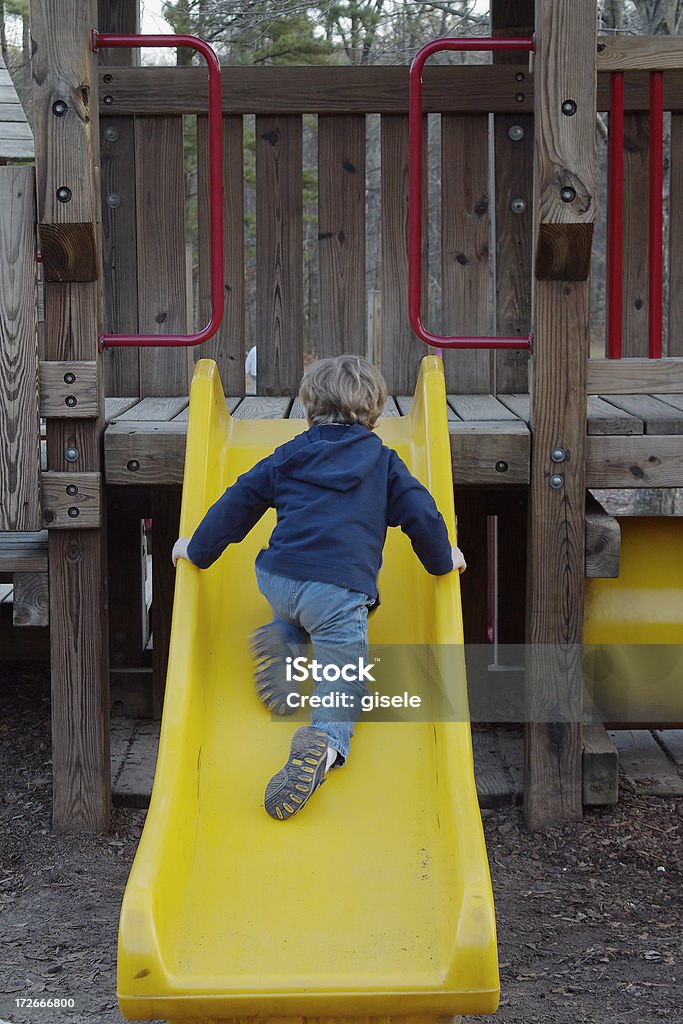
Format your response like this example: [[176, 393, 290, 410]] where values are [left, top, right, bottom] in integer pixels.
[[525, 0, 597, 829], [30, 0, 110, 832]]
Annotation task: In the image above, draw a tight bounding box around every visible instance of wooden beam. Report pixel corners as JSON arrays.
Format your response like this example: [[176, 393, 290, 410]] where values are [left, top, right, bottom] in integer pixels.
[[525, 0, 597, 830], [582, 723, 619, 806], [13, 571, 49, 627], [585, 492, 620, 578], [97, 65, 683, 116], [30, 0, 110, 833], [0, 532, 48, 572], [597, 35, 683, 71], [587, 357, 683, 394], [0, 167, 42, 532], [40, 361, 99, 418], [585, 434, 683, 487]]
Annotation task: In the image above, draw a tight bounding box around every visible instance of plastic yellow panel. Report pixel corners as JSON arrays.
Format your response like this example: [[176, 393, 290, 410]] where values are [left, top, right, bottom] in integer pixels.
[[117, 356, 499, 1022], [584, 516, 683, 723]]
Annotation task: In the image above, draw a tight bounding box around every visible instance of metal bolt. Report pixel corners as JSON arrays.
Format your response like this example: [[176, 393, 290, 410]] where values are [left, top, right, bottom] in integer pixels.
[[103, 125, 120, 142], [64, 447, 80, 463], [103, 73, 113, 84], [105, 192, 122, 209], [551, 447, 567, 463], [515, 92, 525, 103], [560, 186, 576, 203], [56, 186, 72, 203], [508, 124, 525, 142], [127, 460, 140, 473], [52, 100, 68, 117], [495, 461, 509, 474], [65, 395, 77, 408], [562, 99, 577, 116], [511, 198, 527, 215], [515, 72, 525, 82], [549, 474, 565, 490], [103, 94, 114, 105], [63, 372, 76, 385], [66, 484, 79, 496], [67, 506, 80, 519]]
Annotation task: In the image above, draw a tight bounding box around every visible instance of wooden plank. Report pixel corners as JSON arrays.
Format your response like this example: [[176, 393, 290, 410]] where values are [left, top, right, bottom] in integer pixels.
[[586, 395, 643, 435], [41, 471, 102, 529], [105, 397, 140, 423], [611, 730, 683, 796], [232, 396, 291, 420], [197, 115, 245, 395], [621, 114, 650, 356], [491, 0, 534, 393], [473, 730, 517, 809], [152, 488, 181, 719], [496, 393, 530, 422], [0, 532, 48, 572], [654, 730, 683, 768], [117, 397, 188, 421], [31, 0, 110, 832], [135, 116, 188, 396], [395, 395, 458, 421], [172, 396, 241, 423], [582, 723, 619, 806], [441, 114, 491, 392], [597, 35, 683, 71], [601, 394, 683, 435], [447, 395, 518, 421], [13, 572, 49, 627], [317, 115, 366, 357], [588, 358, 683, 393], [105, 421, 187, 485], [256, 115, 303, 397], [654, 393, 683, 413], [380, 115, 426, 393], [669, 115, 683, 357], [40, 361, 99, 419], [449, 421, 530, 486], [585, 435, 683, 487], [98, 64, 683, 116], [97, 0, 140, 67], [0, 167, 42, 531], [525, 0, 597, 830], [585, 492, 621, 578]]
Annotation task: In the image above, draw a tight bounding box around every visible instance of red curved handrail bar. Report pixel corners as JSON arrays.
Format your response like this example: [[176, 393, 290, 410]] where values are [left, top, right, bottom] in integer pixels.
[[92, 31, 224, 350], [409, 37, 534, 350]]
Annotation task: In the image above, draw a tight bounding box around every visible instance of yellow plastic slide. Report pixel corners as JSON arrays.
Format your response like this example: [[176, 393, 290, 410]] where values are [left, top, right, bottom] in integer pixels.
[[117, 355, 499, 1022]]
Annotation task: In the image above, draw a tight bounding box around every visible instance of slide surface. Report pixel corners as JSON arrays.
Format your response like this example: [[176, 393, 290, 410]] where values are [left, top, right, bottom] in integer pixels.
[[117, 355, 499, 1021]]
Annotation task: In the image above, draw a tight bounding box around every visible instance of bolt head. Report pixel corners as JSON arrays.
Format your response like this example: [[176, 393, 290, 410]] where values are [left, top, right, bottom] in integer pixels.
[[511, 198, 527, 215], [508, 124, 525, 142], [103, 94, 114, 105], [549, 474, 565, 490], [66, 484, 79, 496], [67, 506, 80, 519], [63, 372, 76, 385], [104, 125, 120, 142], [560, 186, 576, 203], [52, 100, 68, 117], [64, 447, 79, 463], [515, 92, 525, 103], [105, 192, 122, 209], [127, 460, 140, 473], [495, 460, 509, 473], [65, 395, 77, 408], [562, 99, 577, 116], [56, 186, 72, 203], [551, 447, 567, 463]]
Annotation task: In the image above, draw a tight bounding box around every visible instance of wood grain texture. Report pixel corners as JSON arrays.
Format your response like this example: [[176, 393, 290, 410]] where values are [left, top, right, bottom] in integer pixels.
[[535, 223, 593, 281], [197, 115, 245, 394], [39, 222, 98, 282], [318, 115, 366, 357], [597, 35, 683, 71], [622, 114, 650, 357], [449, 421, 530, 485], [441, 115, 492, 392], [668, 115, 683, 357], [602, 394, 683, 434], [585, 434, 683, 486], [0, 531, 48, 572], [97, 0, 140, 67], [256, 116, 303, 396], [582, 723, 618, 806], [41, 471, 102, 529], [380, 115, 426, 393], [135, 116, 188, 396], [585, 492, 621, 578], [13, 571, 49, 627], [525, 0, 597, 831], [100, 113, 139, 396], [40, 360, 99, 418], [0, 166, 42, 531], [104, 421, 187, 485], [586, 395, 643, 435], [30, 0, 109, 832], [588, 357, 683, 393], [97, 65, 683, 116]]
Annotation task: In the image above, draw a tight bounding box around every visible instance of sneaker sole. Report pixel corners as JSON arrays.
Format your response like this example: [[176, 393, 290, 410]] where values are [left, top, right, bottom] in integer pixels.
[[264, 726, 328, 820], [249, 623, 298, 716]]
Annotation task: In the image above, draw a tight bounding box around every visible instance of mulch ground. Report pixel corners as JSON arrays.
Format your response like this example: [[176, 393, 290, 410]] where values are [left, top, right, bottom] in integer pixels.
[[1, 662, 681, 1024]]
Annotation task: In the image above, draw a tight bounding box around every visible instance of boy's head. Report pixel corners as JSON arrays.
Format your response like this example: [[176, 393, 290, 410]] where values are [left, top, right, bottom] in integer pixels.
[[299, 355, 387, 430]]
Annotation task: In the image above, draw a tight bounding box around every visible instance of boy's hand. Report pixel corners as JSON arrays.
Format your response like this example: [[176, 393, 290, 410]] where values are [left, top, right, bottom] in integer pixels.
[[172, 537, 192, 567], [451, 545, 467, 574]]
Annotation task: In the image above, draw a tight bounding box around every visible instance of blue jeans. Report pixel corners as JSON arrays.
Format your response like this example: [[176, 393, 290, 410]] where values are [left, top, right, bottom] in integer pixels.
[[255, 567, 374, 763]]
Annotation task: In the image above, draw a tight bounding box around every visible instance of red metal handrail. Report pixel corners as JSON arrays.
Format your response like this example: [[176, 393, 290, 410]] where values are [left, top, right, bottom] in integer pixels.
[[409, 37, 534, 351], [92, 32, 224, 350]]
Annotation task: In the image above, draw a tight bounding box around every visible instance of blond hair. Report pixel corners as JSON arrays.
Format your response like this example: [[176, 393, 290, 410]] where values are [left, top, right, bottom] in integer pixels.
[[299, 355, 387, 430]]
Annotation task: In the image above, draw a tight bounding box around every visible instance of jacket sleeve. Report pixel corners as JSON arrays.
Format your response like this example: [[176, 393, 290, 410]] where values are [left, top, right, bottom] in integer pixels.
[[186, 455, 276, 569], [387, 451, 453, 576]]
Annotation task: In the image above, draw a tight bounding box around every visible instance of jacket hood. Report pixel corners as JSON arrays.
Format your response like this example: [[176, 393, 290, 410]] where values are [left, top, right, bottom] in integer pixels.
[[273, 423, 383, 491]]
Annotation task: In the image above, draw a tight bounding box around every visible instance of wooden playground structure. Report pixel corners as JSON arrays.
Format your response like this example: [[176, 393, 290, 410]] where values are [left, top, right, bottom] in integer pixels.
[[1, 0, 682, 833]]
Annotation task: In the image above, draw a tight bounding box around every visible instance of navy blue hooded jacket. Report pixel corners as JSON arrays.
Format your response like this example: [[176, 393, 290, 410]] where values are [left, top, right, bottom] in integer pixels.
[[186, 423, 453, 601]]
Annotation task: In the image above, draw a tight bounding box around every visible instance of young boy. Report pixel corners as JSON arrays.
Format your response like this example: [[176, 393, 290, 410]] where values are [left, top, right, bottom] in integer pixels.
[[172, 355, 465, 821]]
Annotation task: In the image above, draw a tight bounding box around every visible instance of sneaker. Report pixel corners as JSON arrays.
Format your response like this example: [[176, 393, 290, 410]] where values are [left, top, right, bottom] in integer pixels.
[[264, 726, 328, 820], [249, 622, 298, 716]]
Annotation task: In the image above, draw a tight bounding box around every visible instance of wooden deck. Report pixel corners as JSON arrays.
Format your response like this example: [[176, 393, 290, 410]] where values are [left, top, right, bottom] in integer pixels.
[[103, 392, 683, 489]]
